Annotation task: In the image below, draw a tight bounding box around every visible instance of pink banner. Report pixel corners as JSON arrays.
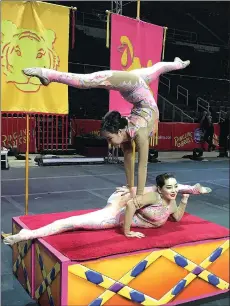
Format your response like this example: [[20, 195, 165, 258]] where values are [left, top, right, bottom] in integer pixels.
[[110, 14, 164, 116]]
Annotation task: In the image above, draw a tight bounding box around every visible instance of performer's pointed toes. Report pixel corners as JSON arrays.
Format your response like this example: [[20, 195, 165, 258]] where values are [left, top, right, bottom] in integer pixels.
[[174, 57, 190, 68], [22, 67, 50, 86]]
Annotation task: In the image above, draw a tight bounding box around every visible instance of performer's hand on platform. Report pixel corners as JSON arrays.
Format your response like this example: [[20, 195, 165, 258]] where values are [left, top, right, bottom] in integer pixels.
[[125, 231, 145, 238]]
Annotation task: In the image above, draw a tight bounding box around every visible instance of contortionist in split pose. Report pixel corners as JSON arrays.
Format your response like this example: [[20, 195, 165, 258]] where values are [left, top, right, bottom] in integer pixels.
[[23, 58, 190, 205], [4, 173, 211, 244]]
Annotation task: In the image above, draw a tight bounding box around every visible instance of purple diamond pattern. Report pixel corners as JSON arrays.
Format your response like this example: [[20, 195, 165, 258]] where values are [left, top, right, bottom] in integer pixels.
[[192, 266, 204, 275], [109, 282, 125, 293]]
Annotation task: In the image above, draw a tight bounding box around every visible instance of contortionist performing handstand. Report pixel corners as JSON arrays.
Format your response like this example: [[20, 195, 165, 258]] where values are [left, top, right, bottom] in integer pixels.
[[23, 57, 190, 206], [4, 174, 211, 244]]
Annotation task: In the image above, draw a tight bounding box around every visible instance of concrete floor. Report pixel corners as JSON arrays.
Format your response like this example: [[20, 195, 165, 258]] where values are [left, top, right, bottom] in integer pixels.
[[1, 160, 229, 306]]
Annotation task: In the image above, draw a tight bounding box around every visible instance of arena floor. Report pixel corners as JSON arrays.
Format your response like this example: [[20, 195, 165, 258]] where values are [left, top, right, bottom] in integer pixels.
[[1, 159, 229, 306]]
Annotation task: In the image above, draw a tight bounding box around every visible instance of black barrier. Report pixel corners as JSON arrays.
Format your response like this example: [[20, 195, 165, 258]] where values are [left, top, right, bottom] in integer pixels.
[[182, 148, 204, 161], [74, 135, 108, 157], [39, 156, 105, 166], [148, 149, 159, 163], [193, 148, 203, 158]]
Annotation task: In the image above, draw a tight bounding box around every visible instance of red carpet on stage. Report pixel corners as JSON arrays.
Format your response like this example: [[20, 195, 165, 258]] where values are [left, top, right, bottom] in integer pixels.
[[19, 210, 229, 261]]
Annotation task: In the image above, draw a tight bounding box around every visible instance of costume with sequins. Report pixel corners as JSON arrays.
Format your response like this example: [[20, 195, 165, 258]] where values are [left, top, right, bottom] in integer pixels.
[[3, 183, 202, 245], [23, 59, 190, 195]]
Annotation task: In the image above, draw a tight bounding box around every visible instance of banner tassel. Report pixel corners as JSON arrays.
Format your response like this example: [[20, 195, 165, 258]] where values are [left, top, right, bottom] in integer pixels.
[[106, 10, 111, 48], [71, 7, 77, 49], [162, 27, 168, 60], [136, 0, 140, 19]]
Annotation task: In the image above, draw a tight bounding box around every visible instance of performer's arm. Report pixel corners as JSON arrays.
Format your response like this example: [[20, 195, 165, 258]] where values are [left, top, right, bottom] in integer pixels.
[[170, 194, 189, 222], [135, 128, 149, 196], [123, 191, 158, 236], [121, 142, 135, 190]]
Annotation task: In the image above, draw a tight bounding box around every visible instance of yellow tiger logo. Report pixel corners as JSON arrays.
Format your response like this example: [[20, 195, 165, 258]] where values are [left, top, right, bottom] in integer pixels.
[[1, 20, 60, 92], [118, 35, 153, 71]]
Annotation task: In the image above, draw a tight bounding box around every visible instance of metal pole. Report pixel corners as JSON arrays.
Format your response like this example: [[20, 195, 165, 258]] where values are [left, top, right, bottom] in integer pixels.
[[172, 106, 175, 121], [25, 114, 30, 215], [162, 100, 165, 121], [196, 98, 199, 112]]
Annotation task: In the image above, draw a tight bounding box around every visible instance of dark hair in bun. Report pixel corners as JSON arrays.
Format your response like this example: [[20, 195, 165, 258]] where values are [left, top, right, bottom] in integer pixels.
[[156, 173, 175, 188], [100, 111, 128, 134]]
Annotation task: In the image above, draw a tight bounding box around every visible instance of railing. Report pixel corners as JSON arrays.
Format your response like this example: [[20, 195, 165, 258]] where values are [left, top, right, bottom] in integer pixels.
[[1, 113, 70, 153], [218, 110, 227, 122], [158, 95, 194, 123], [159, 75, 171, 94], [176, 85, 189, 106], [196, 97, 210, 112], [167, 28, 198, 43]]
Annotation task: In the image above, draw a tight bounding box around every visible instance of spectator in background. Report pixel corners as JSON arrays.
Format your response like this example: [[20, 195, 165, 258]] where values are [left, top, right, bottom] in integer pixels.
[[218, 111, 230, 157], [200, 110, 216, 151]]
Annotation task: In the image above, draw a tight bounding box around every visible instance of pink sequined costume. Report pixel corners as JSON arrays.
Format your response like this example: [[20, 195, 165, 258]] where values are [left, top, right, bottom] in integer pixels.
[[23, 58, 190, 196], [3, 183, 210, 246]]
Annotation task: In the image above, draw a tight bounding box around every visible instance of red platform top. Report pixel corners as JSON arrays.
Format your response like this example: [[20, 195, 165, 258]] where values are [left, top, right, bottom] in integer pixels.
[[18, 210, 229, 261]]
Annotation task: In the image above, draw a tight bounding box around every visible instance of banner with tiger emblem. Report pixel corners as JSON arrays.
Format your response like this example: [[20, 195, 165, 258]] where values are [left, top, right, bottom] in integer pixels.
[[1, 1, 69, 114]]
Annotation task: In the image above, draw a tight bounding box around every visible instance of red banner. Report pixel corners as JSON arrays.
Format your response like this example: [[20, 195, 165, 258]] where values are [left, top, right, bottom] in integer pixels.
[[170, 123, 219, 151], [71, 119, 102, 137], [110, 14, 163, 115], [172, 123, 200, 150], [154, 123, 173, 150], [71, 120, 219, 151], [2, 118, 218, 153], [1, 117, 36, 153]]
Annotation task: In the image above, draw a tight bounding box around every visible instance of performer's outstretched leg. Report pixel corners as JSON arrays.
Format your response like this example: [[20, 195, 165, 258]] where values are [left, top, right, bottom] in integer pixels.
[[2, 191, 142, 246], [23, 57, 189, 91], [23, 68, 117, 88], [3, 209, 119, 245], [22, 68, 141, 92], [3, 189, 153, 246], [132, 57, 190, 84], [177, 183, 212, 194]]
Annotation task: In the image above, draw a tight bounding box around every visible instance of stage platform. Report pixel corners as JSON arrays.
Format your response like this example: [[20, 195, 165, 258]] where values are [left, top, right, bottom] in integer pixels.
[[12, 210, 229, 306]]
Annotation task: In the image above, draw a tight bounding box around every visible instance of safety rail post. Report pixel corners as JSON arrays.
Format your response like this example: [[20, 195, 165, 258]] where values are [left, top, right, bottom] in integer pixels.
[[177, 85, 189, 106]]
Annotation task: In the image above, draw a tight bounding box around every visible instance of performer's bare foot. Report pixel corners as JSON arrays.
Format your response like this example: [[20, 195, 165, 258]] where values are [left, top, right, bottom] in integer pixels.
[[194, 183, 212, 194], [3, 229, 32, 246], [23, 68, 50, 86], [174, 57, 190, 69]]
